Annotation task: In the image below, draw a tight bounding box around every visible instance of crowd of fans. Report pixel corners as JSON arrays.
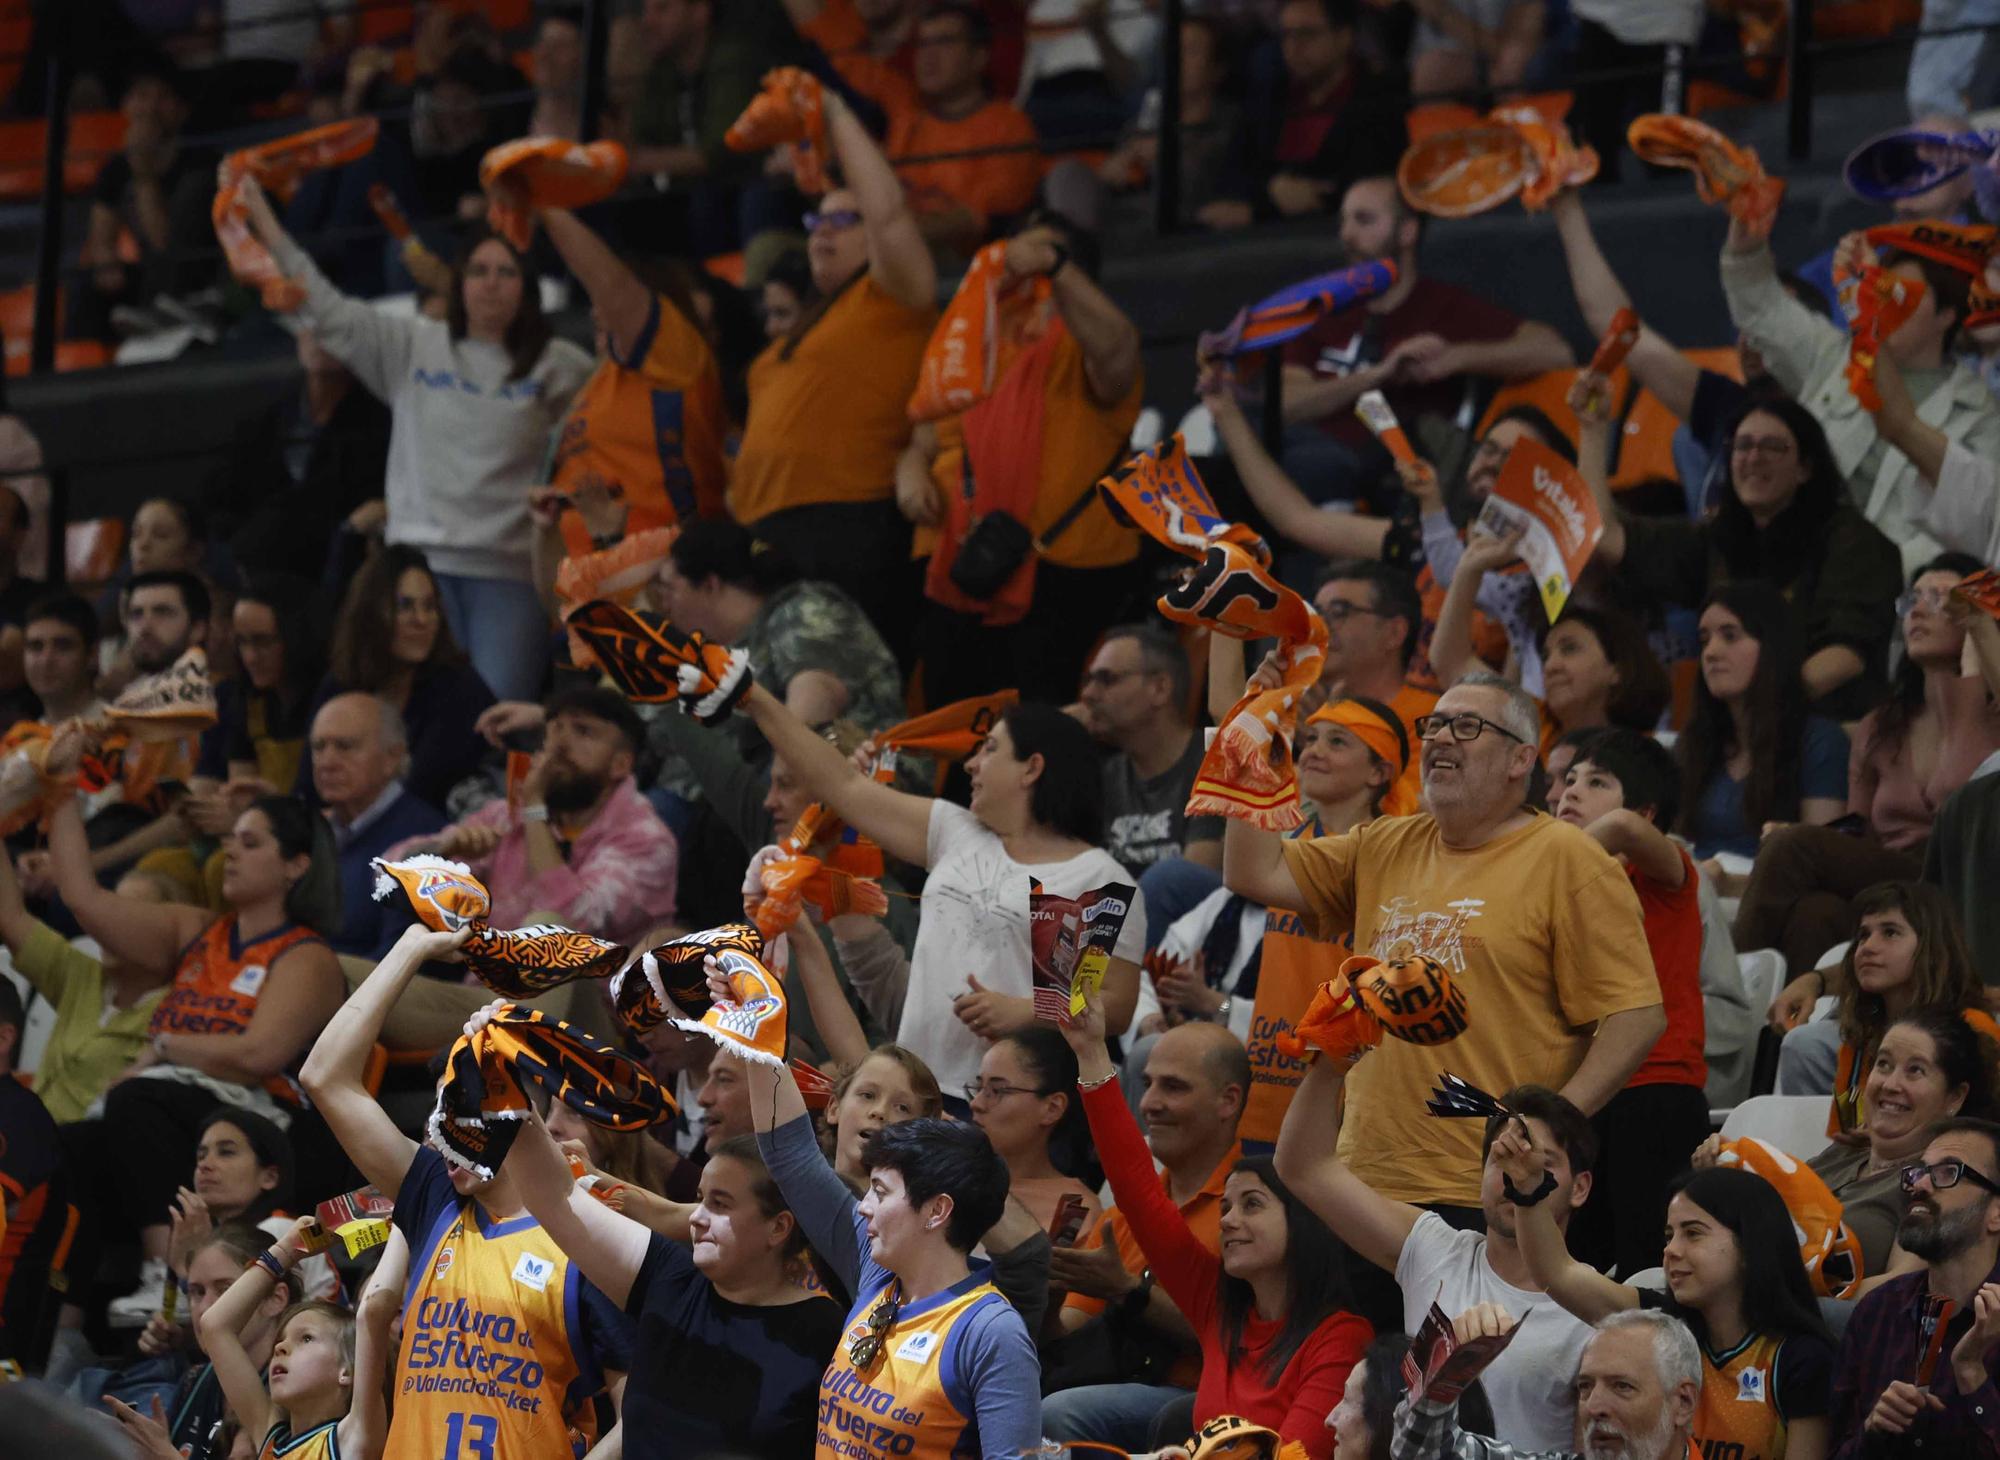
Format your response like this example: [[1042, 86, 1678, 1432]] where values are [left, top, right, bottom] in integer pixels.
[[5, 2, 2000, 1460]]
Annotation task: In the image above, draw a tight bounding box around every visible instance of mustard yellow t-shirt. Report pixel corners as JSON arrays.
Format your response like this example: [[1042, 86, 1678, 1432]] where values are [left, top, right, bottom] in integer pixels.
[[1282, 813, 1658, 1205], [15, 921, 164, 1123]]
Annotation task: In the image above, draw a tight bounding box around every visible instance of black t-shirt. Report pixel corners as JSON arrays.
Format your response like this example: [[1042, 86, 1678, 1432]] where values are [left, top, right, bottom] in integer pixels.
[[1102, 732, 1224, 872], [621, 1232, 844, 1460]]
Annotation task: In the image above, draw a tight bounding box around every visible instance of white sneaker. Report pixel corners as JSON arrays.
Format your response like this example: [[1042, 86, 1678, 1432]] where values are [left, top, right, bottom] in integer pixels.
[[105, 1257, 173, 1329]]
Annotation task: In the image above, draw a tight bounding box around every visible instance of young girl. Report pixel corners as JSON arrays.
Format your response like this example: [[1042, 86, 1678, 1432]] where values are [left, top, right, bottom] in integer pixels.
[[1676, 581, 1848, 874], [1497, 1134, 1834, 1460], [196, 1216, 396, 1460], [1061, 988, 1371, 1457], [1815, 883, 1998, 1132]]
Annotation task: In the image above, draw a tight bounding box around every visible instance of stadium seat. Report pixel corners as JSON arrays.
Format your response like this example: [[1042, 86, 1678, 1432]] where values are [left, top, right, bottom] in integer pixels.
[[1719, 1094, 1834, 1161], [1735, 948, 1787, 1029]]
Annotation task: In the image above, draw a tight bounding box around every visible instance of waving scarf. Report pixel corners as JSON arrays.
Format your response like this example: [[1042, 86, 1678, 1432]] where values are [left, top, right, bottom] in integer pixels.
[[372, 856, 628, 997], [213, 119, 379, 310], [1840, 266, 1927, 412], [612, 922, 766, 1034], [1627, 114, 1785, 228], [480, 138, 629, 250], [1101, 437, 1325, 827], [566, 600, 751, 724], [908, 240, 1053, 423], [109, 647, 217, 741], [553, 527, 678, 667], [671, 943, 790, 1067], [744, 830, 890, 942], [1196, 261, 1398, 361], [725, 67, 829, 195], [428, 1003, 675, 1180], [1278, 952, 1468, 1059], [1398, 108, 1595, 219]]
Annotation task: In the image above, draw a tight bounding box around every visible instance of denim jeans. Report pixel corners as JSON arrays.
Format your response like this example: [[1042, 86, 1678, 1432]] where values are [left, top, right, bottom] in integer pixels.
[[1777, 1017, 1842, 1096], [432, 571, 551, 704], [1040, 1382, 1194, 1450], [1908, 0, 2000, 116], [1137, 856, 1224, 952]]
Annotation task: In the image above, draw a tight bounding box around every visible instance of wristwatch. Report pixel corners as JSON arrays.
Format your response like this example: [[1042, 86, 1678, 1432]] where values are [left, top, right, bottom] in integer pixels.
[[520, 803, 551, 824], [1213, 996, 1233, 1023], [1042, 241, 1071, 278], [1115, 1268, 1153, 1320], [1502, 1170, 1560, 1208]]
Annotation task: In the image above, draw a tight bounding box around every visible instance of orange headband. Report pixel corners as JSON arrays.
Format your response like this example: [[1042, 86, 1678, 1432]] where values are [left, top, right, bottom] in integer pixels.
[[1306, 699, 1409, 774]]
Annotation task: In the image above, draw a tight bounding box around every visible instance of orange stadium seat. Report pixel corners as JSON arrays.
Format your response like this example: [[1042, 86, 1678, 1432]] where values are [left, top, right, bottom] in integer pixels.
[[64, 517, 125, 584]]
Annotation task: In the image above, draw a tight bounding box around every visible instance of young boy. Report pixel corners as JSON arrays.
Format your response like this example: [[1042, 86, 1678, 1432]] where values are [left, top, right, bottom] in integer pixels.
[[1553, 727, 1709, 1279], [197, 1215, 401, 1460]]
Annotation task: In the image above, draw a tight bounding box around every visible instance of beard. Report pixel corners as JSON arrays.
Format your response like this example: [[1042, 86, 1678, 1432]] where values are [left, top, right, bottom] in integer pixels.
[[1580, 1403, 1678, 1460], [543, 765, 609, 817], [1900, 1197, 1987, 1263], [130, 637, 179, 673]]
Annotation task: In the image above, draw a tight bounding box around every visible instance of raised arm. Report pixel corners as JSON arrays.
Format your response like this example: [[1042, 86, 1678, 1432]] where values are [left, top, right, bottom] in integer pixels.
[[342, 1226, 408, 1460], [1219, 649, 1311, 911], [1273, 1055, 1420, 1273], [300, 924, 473, 1195], [788, 917, 873, 1069], [736, 684, 934, 867], [156, 940, 346, 1087], [1550, 189, 1700, 420], [1203, 368, 1392, 560], [747, 1053, 868, 1292], [199, 1216, 322, 1445], [45, 780, 208, 974], [1429, 527, 1521, 689], [538, 208, 652, 362], [1017, 228, 1139, 406], [825, 91, 935, 312], [1566, 371, 1626, 565], [1583, 809, 1686, 889], [0, 844, 38, 955], [1487, 1119, 1635, 1323], [505, 1109, 653, 1309]]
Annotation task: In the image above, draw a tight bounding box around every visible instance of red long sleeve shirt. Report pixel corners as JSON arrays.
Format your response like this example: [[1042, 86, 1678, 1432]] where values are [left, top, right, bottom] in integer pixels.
[[1080, 1079, 1372, 1458]]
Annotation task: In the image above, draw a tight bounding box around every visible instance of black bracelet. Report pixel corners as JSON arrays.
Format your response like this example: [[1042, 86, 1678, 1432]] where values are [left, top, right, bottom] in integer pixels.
[[1502, 1170, 1560, 1208], [1042, 241, 1071, 279]]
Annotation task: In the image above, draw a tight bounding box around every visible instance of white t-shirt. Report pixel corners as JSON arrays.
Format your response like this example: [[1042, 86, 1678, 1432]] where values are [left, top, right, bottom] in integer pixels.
[[1395, 1212, 1590, 1452], [897, 801, 1147, 1096], [1569, 0, 1702, 45]]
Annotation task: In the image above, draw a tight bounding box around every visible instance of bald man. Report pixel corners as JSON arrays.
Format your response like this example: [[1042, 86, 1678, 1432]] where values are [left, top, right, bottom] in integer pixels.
[[1043, 1021, 1250, 1449], [312, 692, 444, 958]]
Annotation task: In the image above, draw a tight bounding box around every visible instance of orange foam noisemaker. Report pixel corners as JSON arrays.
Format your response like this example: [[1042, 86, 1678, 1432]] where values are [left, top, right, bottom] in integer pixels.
[[1397, 108, 1596, 218], [725, 67, 828, 195], [1627, 114, 1785, 230]]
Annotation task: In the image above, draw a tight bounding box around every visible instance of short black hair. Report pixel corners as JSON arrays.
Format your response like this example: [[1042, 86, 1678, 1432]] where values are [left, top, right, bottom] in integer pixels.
[[1098, 622, 1191, 711], [128, 569, 211, 625], [1481, 1084, 1598, 1175], [545, 684, 647, 758], [999, 703, 1104, 846], [920, 1, 991, 48], [1567, 727, 1682, 830], [859, 1117, 1009, 1251], [195, 1105, 295, 1221], [1930, 1115, 2000, 1177], [1316, 559, 1422, 668], [1487, 404, 1577, 466], [669, 518, 799, 598], [25, 591, 99, 648]]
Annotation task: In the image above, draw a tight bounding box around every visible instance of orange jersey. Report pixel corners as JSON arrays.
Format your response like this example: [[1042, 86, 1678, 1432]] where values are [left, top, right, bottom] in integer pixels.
[[1243, 899, 1352, 1146], [818, 1276, 1012, 1460], [552, 294, 729, 557], [389, 1152, 627, 1460], [149, 917, 325, 1103], [1693, 1330, 1830, 1460]]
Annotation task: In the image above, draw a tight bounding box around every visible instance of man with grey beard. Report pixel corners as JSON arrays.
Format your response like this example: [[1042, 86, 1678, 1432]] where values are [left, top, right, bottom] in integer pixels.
[[1828, 1118, 2000, 1455], [1388, 1303, 1700, 1460]]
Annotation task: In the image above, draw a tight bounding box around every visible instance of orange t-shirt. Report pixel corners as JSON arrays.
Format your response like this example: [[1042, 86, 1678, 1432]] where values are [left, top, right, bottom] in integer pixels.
[[921, 327, 1143, 570], [552, 295, 728, 557], [1626, 848, 1706, 1090], [804, 7, 1043, 231], [1062, 1140, 1242, 1388], [1384, 681, 1437, 810], [1243, 905, 1349, 1146], [731, 276, 935, 524]]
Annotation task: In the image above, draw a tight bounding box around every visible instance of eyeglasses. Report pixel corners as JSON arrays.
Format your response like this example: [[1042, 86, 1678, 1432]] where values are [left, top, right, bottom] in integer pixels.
[[803, 208, 863, 234], [1413, 712, 1526, 745], [1900, 1157, 2000, 1197], [1896, 586, 1952, 617], [1319, 601, 1388, 625], [963, 1080, 1040, 1105], [1080, 668, 1142, 691], [848, 1286, 901, 1372], [1731, 435, 1795, 458]]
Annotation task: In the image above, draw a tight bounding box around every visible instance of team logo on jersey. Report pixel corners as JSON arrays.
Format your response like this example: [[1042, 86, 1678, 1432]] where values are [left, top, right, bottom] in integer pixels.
[[513, 1251, 554, 1292], [433, 1245, 454, 1280], [1736, 1368, 1767, 1403], [229, 963, 269, 997], [893, 1331, 938, 1364]]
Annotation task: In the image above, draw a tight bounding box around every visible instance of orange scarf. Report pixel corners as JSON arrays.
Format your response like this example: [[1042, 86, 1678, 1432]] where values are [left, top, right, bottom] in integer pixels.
[[1626, 114, 1785, 229], [725, 67, 829, 194], [908, 241, 1053, 423], [213, 119, 379, 310], [480, 137, 629, 249]]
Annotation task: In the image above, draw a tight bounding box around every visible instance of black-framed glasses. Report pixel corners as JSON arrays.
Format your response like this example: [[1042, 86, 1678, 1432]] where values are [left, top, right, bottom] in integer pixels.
[[1413, 713, 1526, 745], [1900, 1157, 2000, 1197], [848, 1286, 901, 1371], [963, 1080, 1039, 1105], [804, 208, 863, 234], [1319, 602, 1389, 625], [1080, 668, 1142, 691]]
